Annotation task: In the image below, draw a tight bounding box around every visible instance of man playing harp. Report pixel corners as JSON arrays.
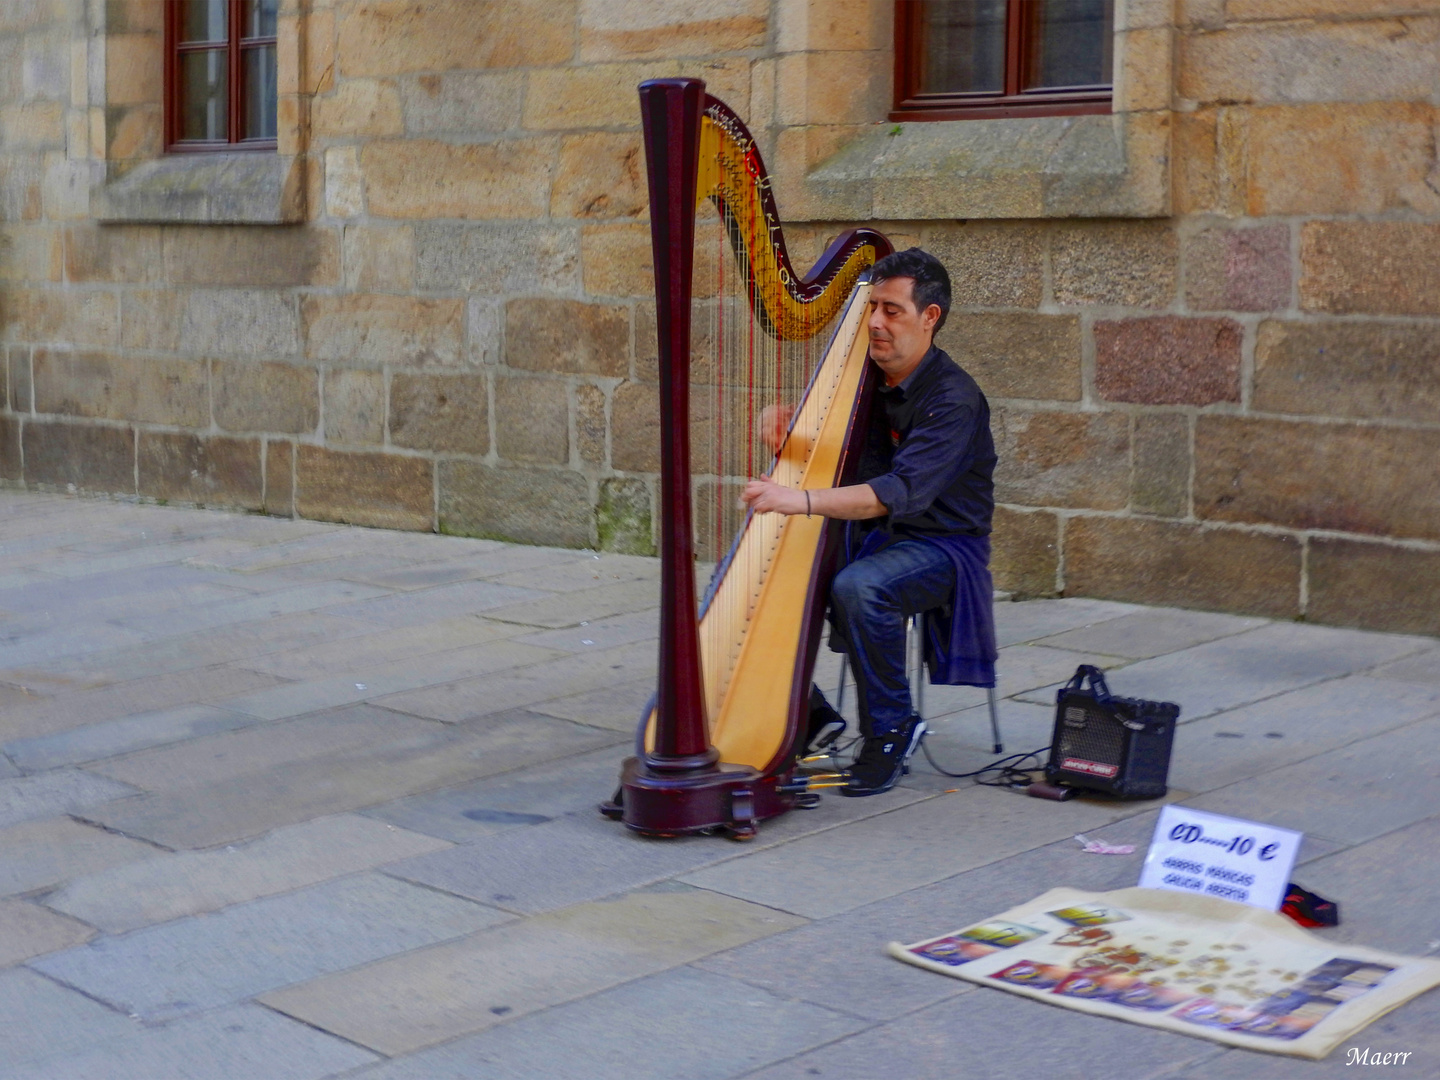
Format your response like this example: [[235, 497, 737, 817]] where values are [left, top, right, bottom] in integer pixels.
[[742, 247, 998, 797]]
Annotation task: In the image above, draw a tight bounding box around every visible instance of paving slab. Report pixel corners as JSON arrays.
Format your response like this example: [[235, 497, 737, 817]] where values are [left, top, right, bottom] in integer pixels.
[[679, 784, 1160, 919], [0, 966, 143, 1068], [1018, 622, 1433, 721], [0, 899, 95, 967], [0, 768, 139, 829], [489, 553, 658, 592], [4, 703, 264, 771], [1186, 715, 1440, 845], [0, 622, 152, 675], [1167, 675, 1440, 794], [0, 664, 287, 743], [374, 638, 657, 723], [3, 1002, 379, 1080], [84, 709, 622, 848], [237, 616, 524, 680], [46, 813, 452, 934], [482, 579, 662, 629], [1369, 646, 1440, 687], [30, 872, 508, 1021], [321, 579, 550, 628], [260, 884, 807, 1056], [512, 607, 660, 653], [742, 975, 1219, 1080], [992, 596, 1144, 647], [530, 676, 656, 732], [1033, 607, 1269, 660], [0, 816, 162, 897], [114, 579, 390, 637], [361, 746, 630, 842], [88, 703, 450, 793], [346, 965, 863, 1080]]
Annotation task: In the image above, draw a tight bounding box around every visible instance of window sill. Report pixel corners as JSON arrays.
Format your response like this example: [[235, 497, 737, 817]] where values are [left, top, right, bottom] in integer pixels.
[[93, 153, 304, 225], [803, 111, 1170, 221]]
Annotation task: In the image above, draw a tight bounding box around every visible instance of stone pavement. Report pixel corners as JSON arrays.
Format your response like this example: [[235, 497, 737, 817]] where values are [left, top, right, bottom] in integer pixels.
[[1, 489, 1437, 1080]]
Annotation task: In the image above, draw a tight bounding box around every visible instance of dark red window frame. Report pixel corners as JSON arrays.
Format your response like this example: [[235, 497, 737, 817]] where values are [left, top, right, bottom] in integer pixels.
[[892, 0, 1113, 122], [164, 0, 277, 152]]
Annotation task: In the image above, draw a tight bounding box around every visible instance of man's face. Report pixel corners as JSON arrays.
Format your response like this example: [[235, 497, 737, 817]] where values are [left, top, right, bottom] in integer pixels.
[[867, 276, 940, 384]]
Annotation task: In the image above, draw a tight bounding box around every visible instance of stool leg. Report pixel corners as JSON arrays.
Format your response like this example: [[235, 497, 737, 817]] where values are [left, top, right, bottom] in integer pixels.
[[986, 685, 1003, 754]]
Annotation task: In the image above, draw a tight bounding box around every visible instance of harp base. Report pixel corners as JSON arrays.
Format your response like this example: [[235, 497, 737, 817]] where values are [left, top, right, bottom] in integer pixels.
[[608, 756, 795, 840]]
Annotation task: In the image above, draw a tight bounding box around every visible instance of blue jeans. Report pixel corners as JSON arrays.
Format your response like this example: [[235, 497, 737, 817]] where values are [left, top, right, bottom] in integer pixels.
[[829, 539, 956, 737]]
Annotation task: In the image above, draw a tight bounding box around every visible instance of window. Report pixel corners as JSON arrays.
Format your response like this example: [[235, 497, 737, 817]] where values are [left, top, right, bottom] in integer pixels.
[[893, 0, 1114, 121], [164, 0, 279, 151]]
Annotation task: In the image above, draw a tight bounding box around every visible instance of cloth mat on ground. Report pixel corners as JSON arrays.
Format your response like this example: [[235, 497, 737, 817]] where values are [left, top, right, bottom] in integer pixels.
[[888, 886, 1440, 1060]]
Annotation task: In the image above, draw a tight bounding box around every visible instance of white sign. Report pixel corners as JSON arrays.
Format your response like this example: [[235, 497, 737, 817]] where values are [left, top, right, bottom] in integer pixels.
[[1139, 806, 1302, 912]]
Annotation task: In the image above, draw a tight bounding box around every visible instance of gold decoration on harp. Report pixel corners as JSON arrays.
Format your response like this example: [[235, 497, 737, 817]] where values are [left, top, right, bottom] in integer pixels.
[[697, 104, 883, 341]]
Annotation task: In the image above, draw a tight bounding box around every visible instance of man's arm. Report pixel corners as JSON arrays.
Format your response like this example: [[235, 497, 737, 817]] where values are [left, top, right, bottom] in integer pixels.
[[740, 476, 888, 520]]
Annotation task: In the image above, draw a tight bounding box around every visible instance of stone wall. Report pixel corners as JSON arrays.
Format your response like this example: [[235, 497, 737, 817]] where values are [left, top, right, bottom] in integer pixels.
[[1, 0, 1438, 636]]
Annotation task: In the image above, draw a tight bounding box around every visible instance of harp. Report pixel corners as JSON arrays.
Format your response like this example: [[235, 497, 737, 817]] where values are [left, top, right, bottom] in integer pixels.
[[604, 79, 891, 839]]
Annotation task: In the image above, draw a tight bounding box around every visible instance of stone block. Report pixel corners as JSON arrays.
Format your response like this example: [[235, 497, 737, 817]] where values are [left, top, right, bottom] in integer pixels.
[[213, 360, 319, 434], [1254, 320, 1440, 423], [1182, 223, 1291, 312], [580, 223, 653, 299], [1308, 538, 1440, 636], [574, 383, 606, 467], [398, 70, 524, 134], [938, 314, 1080, 402], [0, 101, 64, 147], [62, 224, 162, 284], [322, 368, 384, 445], [1131, 413, 1189, 517], [6, 348, 29, 412], [597, 477, 653, 555], [990, 506, 1058, 597], [505, 298, 628, 377], [439, 460, 591, 547], [992, 408, 1130, 510], [776, 49, 886, 127], [47, 814, 451, 934], [323, 145, 364, 218], [1245, 102, 1440, 217], [524, 61, 666, 130], [362, 137, 556, 219], [265, 439, 294, 515], [1179, 18, 1440, 105], [0, 417, 17, 481], [494, 375, 569, 465], [1064, 516, 1300, 618], [181, 289, 299, 358], [1051, 221, 1176, 308], [1300, 221, 1440, 317], [31, 873, 506, 1021], [33, 350, 208, 426], [302, 294, 463, 366], [1114, 26, 1172, 112], [415, 222, 581, 294], [0, 817, 159, 898], [0, 226, 60, 283], [580, 0, 766, 60], [0, 287, 119, 347], [341, 224, 414, 292], [0, 899, 94, 967], [552, 132, 646, 220], [923, 222, 1043, 308], [390, 372, 489, 454], [1195, 416, 1440, 540], [21, 420, 134, 493], [295, 446, 433, 531], [137, 433, 263, 509], [1094, 316, 1241, 406], [336, 0, 573, 76], [310, 77, 403, 137], [119, 289, 185, 351], [609, 381, 659, 473], [160, 225, 341, 288], [1171, 108, 1218, 216]]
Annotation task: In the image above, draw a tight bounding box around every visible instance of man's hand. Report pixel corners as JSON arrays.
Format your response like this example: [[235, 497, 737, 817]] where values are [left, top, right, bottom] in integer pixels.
[[740, 475, 805, 516], [759, 404, 796, 454]]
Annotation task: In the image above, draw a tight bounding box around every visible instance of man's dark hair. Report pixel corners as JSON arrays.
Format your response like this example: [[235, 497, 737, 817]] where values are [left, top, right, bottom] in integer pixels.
[[870, 247, 951, 333]]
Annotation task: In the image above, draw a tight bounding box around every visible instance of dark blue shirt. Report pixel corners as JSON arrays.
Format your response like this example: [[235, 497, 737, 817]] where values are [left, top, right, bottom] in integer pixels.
[[859, 345, 996, 538]]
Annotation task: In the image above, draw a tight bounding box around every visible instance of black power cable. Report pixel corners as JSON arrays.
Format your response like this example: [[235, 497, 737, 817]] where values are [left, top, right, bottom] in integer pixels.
[[918, 737, 1053, 788]]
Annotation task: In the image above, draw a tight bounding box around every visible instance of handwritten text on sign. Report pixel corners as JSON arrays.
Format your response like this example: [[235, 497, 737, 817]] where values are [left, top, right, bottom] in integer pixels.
[[1139, 806, 1301, 912]]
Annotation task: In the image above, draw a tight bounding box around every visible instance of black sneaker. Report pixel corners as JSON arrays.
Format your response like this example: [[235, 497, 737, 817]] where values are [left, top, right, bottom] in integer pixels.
[[840, 716, 927, 797], [804, 696, 847, 755]]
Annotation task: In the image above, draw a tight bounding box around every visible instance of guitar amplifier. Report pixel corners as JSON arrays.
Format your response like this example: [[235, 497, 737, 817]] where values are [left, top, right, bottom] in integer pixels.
[[1044, 666, 1179, 799]]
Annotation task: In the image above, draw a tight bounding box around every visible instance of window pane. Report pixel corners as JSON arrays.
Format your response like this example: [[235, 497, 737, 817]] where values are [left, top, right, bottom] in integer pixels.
[[1029, 0, 1114, 90], [243, 45, 277, 140], [920, 0, 1007, 95], [180, 0, 228, 44], [242, 0, 279, 39], [179, 49, 228, 140]]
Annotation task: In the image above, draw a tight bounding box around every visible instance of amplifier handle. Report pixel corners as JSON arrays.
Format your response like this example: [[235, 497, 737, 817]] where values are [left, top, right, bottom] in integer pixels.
[[1064, 664, 1113, 702]]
